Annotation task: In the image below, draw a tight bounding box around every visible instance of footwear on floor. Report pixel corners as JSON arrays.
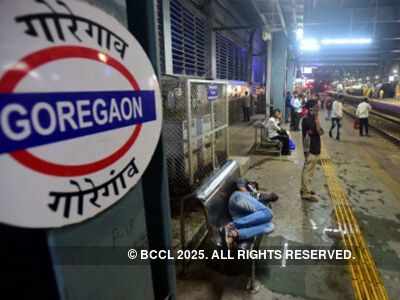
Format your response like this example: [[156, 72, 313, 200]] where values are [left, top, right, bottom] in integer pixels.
[[263, 222, 275, 234], [300, 190, 315, 195], [301, 194, 319, 202], [223, 224, 236, 249]]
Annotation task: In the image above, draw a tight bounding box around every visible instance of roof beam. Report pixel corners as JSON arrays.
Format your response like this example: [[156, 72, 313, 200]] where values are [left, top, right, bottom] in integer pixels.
[[300, 56, 380, 61], [214, 0, 248, 27], [251, 0, 271, 30], [291, 0, 297, 27], [276, 0, 288, 36], [299, 62, 379, 66], [305, 19, 400, 26], [213, 25, 258, 31]]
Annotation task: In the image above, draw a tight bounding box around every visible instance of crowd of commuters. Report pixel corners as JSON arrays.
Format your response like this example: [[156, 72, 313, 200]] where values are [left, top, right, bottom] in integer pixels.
[[281, 89, 371, 200], [222, 88, 373, 246]]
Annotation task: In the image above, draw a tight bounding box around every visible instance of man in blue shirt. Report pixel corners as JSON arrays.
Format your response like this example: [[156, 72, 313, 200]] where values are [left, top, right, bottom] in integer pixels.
[[222, 179, 274, 248], [290, 92, 302, 131], [285, 91, 292, 123]]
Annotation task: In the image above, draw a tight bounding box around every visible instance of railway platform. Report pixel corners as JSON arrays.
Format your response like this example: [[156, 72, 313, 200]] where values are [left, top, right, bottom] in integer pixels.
[[176, 114, 400, 300], [4, 1, 400, 300]]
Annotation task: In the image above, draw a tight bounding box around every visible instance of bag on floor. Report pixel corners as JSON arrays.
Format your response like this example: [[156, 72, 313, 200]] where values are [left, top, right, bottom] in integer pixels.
[[288, 138, 296, 151], [353, 119, 360, 130]]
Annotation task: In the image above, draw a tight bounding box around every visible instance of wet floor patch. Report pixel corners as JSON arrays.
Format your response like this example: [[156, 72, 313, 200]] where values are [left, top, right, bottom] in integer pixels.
[[257, 236, 353, 300], [354, 210, 400, 272]]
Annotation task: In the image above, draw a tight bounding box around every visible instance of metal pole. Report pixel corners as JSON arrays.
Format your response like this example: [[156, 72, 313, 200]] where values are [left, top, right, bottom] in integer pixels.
[[186, 80, 194, 185], [265, 36, 272, 118], [206, 0, 216, 79], [127, 0, 176, 299], [225, 83, 230, 157], [210, 99, 216, 170], [163, 0, 173, 75]]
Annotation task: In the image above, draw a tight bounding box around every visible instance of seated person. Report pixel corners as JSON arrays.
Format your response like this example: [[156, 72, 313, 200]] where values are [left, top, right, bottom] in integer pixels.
[[265, 109, 291, 155], [221, 179, 275, 248]]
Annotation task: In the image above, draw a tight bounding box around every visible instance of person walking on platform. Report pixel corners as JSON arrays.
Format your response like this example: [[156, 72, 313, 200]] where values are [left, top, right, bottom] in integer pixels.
[[285, 91, 292, 123], [265, 109, 291, 155], [325, 96, 333, 120], [241, 91, 251, 122], [379, 89, 384, 99], [301, 100, 323, 202], [290, 92, 302, 131], [329, 95, 343, 140], [356, 97, 372, 137]]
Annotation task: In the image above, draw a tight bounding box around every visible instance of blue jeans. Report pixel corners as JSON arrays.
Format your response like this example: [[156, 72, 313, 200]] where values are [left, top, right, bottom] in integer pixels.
[[228, 191, 274, 240], [285, 106, 290, 122]]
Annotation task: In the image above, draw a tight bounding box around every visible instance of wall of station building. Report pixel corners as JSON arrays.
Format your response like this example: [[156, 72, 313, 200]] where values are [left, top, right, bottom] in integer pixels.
[[155, 0, 279, 196], [156, 0, 267, 88], [155, 0, 297, 117]]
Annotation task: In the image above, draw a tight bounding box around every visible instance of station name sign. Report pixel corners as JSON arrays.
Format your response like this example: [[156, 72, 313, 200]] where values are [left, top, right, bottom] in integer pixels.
[[0, 0, 162, 228]]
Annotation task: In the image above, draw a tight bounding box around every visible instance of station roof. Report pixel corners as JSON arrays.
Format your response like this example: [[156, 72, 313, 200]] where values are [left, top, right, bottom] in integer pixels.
[[209, 0, 400, 69], [214, 0, 303, 39], [301, 0, 400, 66]]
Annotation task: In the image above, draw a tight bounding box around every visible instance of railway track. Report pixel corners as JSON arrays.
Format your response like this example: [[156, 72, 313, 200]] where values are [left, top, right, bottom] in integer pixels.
[[343, 105, 400, 145], [326, 91, 400, 144]]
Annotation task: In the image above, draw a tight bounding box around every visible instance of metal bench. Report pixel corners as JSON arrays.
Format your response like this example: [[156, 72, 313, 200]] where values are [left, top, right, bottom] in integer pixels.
[[194, 160, 269, 293], [253, 121, 282, 156]]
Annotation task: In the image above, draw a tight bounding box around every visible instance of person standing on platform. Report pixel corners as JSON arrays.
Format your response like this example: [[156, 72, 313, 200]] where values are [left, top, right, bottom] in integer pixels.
[[290, 91, 298, 130], [379, 89, 384, 99], [301, 100, 323, 202], [285, 91, 292, 123], [329, 95, 343, 140], [242, 91, 251, 122], [356, 97, 372, 137], [290, 92, 302, 131], [325, 96, 333, 120]]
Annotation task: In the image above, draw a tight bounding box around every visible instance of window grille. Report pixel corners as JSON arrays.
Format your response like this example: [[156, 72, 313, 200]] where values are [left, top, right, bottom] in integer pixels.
[[169, 0, 207, 77], [216, 32, 248, 81]]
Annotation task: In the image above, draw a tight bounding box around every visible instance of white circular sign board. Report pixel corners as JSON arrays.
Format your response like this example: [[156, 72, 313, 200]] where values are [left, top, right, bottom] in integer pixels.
[[0, 0, 162, 228]]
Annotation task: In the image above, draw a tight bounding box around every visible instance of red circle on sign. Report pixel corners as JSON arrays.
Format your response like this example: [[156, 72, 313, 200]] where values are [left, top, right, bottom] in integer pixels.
[[0, 46, 143, 177]]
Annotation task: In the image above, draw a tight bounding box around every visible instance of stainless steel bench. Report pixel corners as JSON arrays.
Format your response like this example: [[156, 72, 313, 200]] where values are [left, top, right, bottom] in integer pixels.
[[194, 160, 267, 293], [253, 121, 282, 156]]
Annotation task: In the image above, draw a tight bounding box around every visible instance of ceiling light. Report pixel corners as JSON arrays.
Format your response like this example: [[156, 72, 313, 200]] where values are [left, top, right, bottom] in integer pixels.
[[300, 39, 320, 51], [296, 27, 304, 41], [320, 38, 372, 45]]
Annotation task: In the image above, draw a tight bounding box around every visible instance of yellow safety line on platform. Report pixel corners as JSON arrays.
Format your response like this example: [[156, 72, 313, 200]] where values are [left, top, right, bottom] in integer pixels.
[[320, 145, 389, 300]]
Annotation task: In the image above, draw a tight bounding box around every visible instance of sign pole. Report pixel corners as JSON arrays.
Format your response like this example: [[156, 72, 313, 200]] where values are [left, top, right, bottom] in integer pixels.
[[127, 1, 176, 299]]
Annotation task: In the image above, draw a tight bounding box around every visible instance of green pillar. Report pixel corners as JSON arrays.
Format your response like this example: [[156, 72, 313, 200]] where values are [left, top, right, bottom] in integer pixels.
[[271, 31, 288, 113]]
